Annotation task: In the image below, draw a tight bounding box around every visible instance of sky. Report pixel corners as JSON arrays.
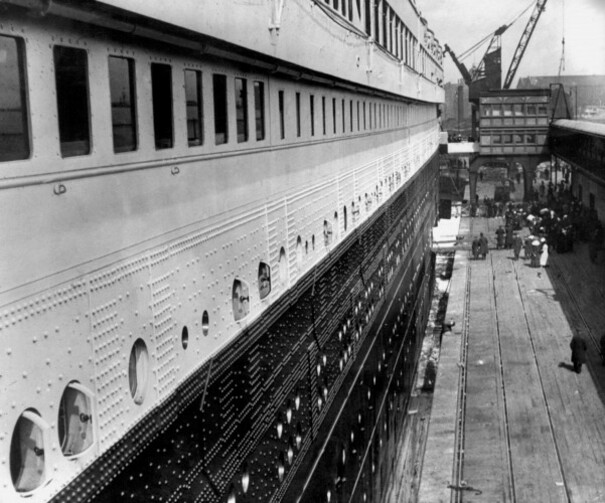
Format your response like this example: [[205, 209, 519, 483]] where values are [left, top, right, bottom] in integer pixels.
[[415, 0, 605, 86]]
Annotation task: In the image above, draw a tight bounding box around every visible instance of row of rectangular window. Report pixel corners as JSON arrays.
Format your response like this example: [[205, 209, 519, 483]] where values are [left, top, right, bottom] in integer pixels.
[[482, 104, 549, 117], [321, 0, 442, 78], [481, 133, 543, 145], [0, 35, 267, 161], [0, 33, 428, 163]]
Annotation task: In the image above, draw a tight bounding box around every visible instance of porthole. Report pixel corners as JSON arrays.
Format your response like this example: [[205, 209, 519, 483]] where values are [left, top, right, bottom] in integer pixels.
[[323, 220, 332, 247], [58, 382, 94, 457], [296, 236, 303, 267], [258, 262, 271, 300], [10, 410, 48, 493], [181, 326, 189, 349], [232, 279, 250, 321], [129, 339, 149, 405], [202, 311, 209, 335], [333, 211, 339, 240], [278, 247, 288, 287]]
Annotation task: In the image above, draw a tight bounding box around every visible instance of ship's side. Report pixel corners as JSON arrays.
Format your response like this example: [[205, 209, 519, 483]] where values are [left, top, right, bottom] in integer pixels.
[[0, 1, 443, 501]]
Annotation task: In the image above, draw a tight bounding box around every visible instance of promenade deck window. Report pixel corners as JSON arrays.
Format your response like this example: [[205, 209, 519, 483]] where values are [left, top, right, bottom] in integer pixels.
[[278, 90, 285, 139], [213, 74, 228, 144], [0, 36, 29, 162], [109, 56, 137, 153], [296, 92, 301, 137], [185, 69, 203, 146], [151, 63, 173, 149], [310, 95, 315, 136], [254, 81, 265, 141], [54, 46, 90, 157], [235, 78, 248, 143]]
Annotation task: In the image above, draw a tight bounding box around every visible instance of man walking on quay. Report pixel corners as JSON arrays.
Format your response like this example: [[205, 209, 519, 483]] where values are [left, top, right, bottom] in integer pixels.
[[570, 332, 588, 374], [512, 232, 523, 260]]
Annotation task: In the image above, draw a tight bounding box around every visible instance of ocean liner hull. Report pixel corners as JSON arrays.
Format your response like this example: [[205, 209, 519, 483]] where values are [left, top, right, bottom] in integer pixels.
[[0, 1, 443, 501]]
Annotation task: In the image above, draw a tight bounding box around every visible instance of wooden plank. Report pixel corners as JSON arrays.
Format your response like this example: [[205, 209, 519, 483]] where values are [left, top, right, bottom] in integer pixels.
[[491, 249, 567, 502], [417, 250, 468, 503], [461, 255, 512, 501], [517, 245, 605, 503]]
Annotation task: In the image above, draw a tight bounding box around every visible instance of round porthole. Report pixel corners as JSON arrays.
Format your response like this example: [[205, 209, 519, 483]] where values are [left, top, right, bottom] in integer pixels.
[[181, 326, 189, 349], [258, 262, 271, 300], [58, 382, 94, 457], [202, 311, 209, 336], [129, 339, 149, 405], [10, 409, 47, 493]]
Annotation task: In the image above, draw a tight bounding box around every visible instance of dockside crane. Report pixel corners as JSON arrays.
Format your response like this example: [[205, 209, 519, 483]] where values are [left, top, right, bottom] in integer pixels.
[[503, 0, 548, 88]]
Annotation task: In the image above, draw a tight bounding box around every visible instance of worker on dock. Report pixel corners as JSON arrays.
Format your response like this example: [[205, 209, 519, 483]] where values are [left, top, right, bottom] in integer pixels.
[[495, 226, 505, 249], [479, 233, 489, 259], [512, 232, 523, 260], [570, 333, 588, 374]]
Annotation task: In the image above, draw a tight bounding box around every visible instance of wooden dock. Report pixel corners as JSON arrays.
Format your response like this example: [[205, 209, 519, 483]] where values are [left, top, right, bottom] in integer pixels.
[[400, 215, 605, 502]]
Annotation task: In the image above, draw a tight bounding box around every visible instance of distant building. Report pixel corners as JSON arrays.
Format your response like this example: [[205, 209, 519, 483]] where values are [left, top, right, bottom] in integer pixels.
[[443, 81, 472, 133], [517, 75, 605, 118]]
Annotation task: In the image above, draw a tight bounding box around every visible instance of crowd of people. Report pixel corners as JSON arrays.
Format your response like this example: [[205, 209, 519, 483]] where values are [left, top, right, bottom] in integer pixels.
[[469, 182, 604, 266]]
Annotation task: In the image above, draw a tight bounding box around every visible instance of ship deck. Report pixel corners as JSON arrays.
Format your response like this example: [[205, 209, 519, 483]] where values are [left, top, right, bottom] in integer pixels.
[[389, 212, 605, 502]]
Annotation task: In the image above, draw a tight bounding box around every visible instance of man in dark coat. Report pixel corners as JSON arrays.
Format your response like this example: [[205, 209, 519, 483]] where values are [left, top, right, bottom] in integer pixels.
[[570, 333, 588, 373], [512, 233, 523, 260], [479, 233, 489, 259]]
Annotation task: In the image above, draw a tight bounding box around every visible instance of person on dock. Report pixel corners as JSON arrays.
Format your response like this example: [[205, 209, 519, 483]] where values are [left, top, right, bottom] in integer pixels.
[[570, 333, 588, 374], [531, 238, 541, 267], [512, 233, 523, 260], [471, 237, 480, 260], [539, 237, 549, 267], [479, 233, 489, 259], [495, 226, 505, 249]]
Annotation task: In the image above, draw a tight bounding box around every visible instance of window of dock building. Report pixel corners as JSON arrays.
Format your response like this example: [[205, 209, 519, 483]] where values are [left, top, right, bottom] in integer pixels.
[[526, 104, 537, 115], [491, 105, 502, 117], [254, 81, 265, 141], [151, 63, 173, 149], [296, 92, 301, 137], [278, 90, 285, 139], [184, 69, 203, 146], [503, 104, 513, 116], [504, 134, 513, 144], [54, 46, 91, 157], [310, 95, 315, 136], [213, 74, 228, 144], [235, 78, 248, 143], [538, 105, 548, 115], [492, 134, 502, 144], [349, 100, 353, 132], [525, 133, 536, 143], [514, 134, 523, 144], [109, 56, 137, 153], [357, 101, 360, 131], [342, 99, 346, 133], [0, 36, 29, 162]]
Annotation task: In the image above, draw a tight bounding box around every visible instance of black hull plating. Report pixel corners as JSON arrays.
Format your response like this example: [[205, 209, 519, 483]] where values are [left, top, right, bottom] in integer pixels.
[[51, 156, 439, 503]]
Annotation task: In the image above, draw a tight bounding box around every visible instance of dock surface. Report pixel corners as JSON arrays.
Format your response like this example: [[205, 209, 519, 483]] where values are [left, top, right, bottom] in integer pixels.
[[405, 214, 605, 502]]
